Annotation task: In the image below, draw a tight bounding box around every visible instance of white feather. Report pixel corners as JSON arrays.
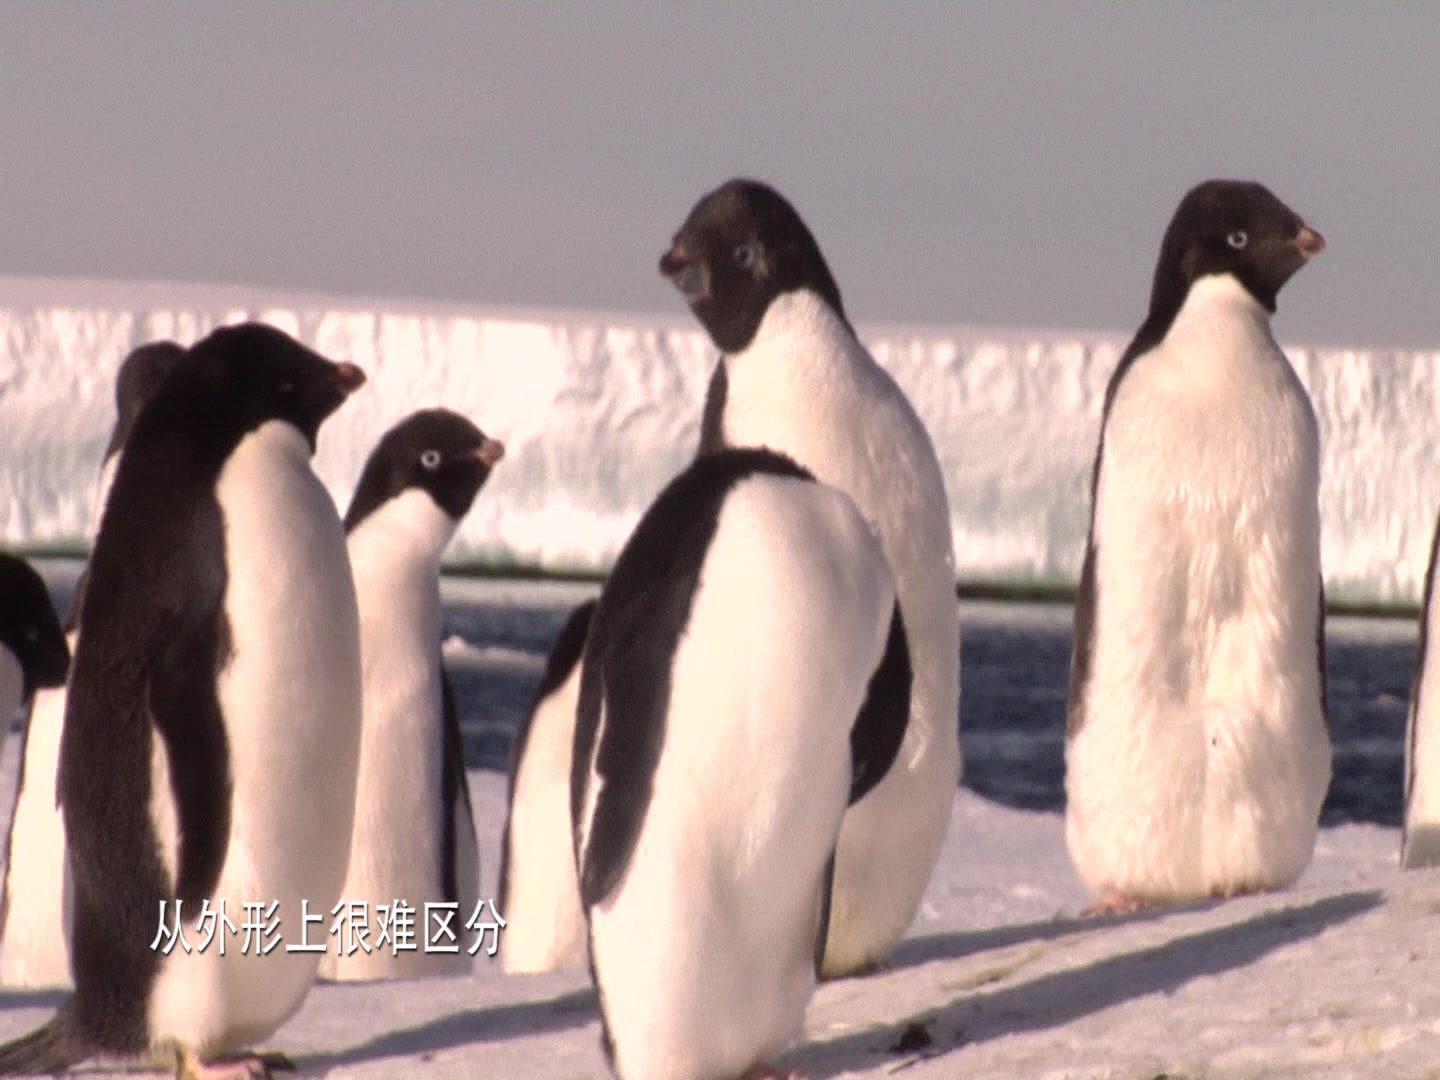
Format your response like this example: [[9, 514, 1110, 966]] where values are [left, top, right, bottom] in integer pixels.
[[1403, 554, 1440, 867], [1066, 275, 1331, 902], [146, 420, 362, 1054], [498, 660, 587, 974], [584, 474, 897, 1080], [0, 633, 75, 988], [321, 488, 478, 981], [721, 289, 961, 975]]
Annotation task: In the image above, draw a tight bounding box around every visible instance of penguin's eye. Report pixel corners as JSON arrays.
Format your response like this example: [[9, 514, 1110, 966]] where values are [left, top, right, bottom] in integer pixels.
[[733, 241, 761, 270], [1227, 230, 1249, 250], [23, 626, 38, 643], [420, 450, 442, 470], [277, 381, 296, 395]]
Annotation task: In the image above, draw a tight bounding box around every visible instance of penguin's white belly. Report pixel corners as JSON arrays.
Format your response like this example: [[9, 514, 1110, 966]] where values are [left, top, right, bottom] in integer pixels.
[[499, 661, 586, 974], [0, 637, 75, 989], [589, 478, 895, 1080], [721, 291, 960, 973], [1067, 293, 1330, 902], [146, 423, 362, 1053], [1403, 547, 1440, 868], [323, 552, 473, 981]]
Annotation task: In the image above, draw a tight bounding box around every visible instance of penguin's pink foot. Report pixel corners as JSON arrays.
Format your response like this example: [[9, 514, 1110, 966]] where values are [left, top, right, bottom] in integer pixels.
[[1080, 893, 1151, 918], [738, 1065, 804, 1080], [175, 1048, 289, 1080]]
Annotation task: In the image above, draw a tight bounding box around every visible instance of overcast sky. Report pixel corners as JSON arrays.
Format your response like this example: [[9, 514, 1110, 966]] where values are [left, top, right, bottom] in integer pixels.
[[3, 3, 1438, 348]]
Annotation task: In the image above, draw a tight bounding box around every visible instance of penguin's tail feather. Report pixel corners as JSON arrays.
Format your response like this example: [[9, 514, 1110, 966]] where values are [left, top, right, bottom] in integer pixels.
[[0, 1017, 85, 1076]]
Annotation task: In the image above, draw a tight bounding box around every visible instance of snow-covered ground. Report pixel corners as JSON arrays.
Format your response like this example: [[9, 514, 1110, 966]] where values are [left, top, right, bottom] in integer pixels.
[[4, 275, 1440, 608], [0, 699, 1432, 1076]]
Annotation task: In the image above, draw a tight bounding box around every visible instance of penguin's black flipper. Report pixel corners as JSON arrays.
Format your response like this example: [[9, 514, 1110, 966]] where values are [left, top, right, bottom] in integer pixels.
[[847, 603, 912, 806], [0, 1016, 86, 1075]]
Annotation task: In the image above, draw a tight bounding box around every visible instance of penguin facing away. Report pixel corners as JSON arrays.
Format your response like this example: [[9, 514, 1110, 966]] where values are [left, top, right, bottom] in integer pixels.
[[1402, 516, 1440, 867], [1, 339, 186, 990], [0, 323, 366, 1079], [1065, 180, 1331, 913], [497, 597, 595, 974], [574, 447, 910, 1080], [659, 177, 959, 977], [320, 408, 503, 981], [0, 554, 69, 723]]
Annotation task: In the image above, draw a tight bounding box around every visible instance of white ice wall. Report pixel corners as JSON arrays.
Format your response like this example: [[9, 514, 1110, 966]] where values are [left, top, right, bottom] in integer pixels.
[[1, 276, 1437, 607]]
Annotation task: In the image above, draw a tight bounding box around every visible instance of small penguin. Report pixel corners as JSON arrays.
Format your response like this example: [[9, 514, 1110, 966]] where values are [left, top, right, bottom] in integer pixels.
[[1065, 180, 1331, 913], [574, 447, 910, 1080], [659, 178, 959, 977], [319, 408, 503, 981], [497, 597, 595, 974], [0, 323, 366, 1079], [1, 339, 185, 990], [0, 554, 69, 723], [1402, 519, 1440, 867]]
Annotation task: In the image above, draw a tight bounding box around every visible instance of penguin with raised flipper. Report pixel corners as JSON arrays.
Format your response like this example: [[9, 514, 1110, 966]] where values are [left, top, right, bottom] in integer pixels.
[[575, 446, 910, 1080], [321, 408, 502, 981], [0, 322, 366, 1079], [1065, 180, 1331, 913], [1, 339, 185, 990]]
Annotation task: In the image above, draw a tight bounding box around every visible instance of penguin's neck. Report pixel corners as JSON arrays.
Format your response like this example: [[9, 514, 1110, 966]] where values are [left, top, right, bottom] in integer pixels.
[[1158, 274, 1282, 383], [718, 288, 872, 457], [347, 489, 457, 585]]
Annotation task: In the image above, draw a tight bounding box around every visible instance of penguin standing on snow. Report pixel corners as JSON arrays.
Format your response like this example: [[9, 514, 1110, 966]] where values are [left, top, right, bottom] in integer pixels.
[[1065, 179, 1331, 913], [1, 339, 185, 990], [1402, 521, 1440, 867], [320, 408, 502, 982], [0, 323, 366, 1079], [657, 177, 959, 977], [498, 597, 595, 974], [0, 554, 69, 724], [574, 447, 910, 1080]]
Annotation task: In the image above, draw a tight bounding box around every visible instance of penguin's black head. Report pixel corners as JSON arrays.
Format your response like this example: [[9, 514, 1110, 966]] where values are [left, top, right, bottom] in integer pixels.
[[659, 178, 847, 353], [185, 323, 367, 452], [104, 340, 187, 462], [343, 408, 505, 533], [1152, 179, 1324, 315], [0, 553, 70, 701]]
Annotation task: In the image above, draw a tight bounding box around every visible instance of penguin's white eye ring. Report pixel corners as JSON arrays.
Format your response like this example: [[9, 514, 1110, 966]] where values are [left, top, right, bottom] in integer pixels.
[[733, 242, 760, 270], [420, 449, 442, 470], [1227, 230, 1249, 250]]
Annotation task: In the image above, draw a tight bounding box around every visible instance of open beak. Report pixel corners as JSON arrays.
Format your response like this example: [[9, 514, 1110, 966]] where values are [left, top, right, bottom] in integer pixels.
[[1295, 225, 1326, 259], [659, 242, 711, 302], [474, 437, 506, 467], [331, 362, 368, 395]]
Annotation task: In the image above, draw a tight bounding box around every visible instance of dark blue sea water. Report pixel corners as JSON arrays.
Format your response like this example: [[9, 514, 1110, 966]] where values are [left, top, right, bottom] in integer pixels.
[[24, 564, 1413, 829], [440, 581, 1416, 830]]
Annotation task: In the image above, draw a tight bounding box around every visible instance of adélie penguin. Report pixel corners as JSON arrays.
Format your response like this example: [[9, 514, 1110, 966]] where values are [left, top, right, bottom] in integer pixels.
[[497, 597, 595, 974], [1402, 516, 1440, 867], [1, 339, 186, 990], [574, 447, 910, 1080], [659, 177, 960, 977], [0, 323, 366, 1079], [0, 553, 69, 723], [320, 408, 502, 981], [1065, 179, 1331, 913]]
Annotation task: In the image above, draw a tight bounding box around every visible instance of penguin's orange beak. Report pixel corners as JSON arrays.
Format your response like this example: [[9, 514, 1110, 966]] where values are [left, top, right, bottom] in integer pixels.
[[1295, 225, 1325, 259], [659, 242, 711, 302], [474, 438, 506, 467], [330, 363, 367, 394]]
